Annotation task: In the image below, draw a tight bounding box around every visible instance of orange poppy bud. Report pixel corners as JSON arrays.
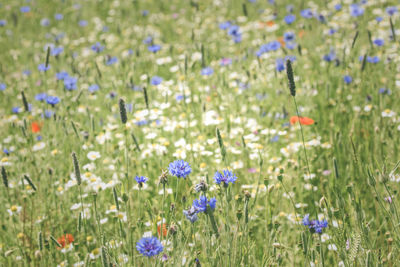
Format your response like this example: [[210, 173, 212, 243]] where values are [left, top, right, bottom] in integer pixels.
[[31, 122, 42, 133], [57, 234, 74, 249], [290, 116, 315, 125], [157, 223, 168, 237]]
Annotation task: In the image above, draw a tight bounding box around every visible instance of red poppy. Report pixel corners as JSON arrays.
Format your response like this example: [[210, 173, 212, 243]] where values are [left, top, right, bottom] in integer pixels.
[[57, 234, 74, 249], [31, 121, 42, 133], [157, 223, 168, 237], [290, 116, 315, 126]]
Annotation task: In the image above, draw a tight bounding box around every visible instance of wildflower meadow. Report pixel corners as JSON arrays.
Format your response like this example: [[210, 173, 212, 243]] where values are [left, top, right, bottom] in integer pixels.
[[1, 0, 400, 266]]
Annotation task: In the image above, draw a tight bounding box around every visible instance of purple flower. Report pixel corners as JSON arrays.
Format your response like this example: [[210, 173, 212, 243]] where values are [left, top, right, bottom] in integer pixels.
[[136, 237, 163, 257], [56, 71, 69, 80], [135, 176, 148, 187], [55, 13, 63, 20], [219, 21, 231, 30], [148, 44, 161, 53], [78, 20, 88, 27], [64, 76, 77, 90], [91, 42, 104, 53], [284, 14, 296, 24], [373, 39, 384, 47], [300, 9, 313, 19], [201, 67, 214, 76], [35, 93, 47, 101], [220, 58, 232, 66], [106, 56, 118, 65], [343, 75, 352, 84], [183, 206, 198, 223], [214, 169, 237, 186], [386, 6, 397, 16], [38, 64, 50, 72], [168, 160, 191, 178], [350, 4, 364, 17], [192, 196, 216, 213], [46, 96, 60, 106], [88, 84, 100, 93], [151, 76, 163, 86], [0, 83, 6, 91], [20, 6, 31, 13]]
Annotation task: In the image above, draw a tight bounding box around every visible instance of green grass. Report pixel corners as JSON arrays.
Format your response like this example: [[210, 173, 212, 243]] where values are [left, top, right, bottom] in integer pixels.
[[0, 0, 400, 266]]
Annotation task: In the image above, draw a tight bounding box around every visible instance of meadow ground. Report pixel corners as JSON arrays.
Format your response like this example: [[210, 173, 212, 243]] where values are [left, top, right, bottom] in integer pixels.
[[1, 0, 400, 266]]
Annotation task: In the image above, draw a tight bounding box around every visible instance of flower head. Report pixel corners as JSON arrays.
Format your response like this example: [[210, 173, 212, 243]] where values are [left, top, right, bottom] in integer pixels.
[[214, 169, 237, 186], [192, 195, 217, 213], [168, 160, 191, 178], [183, 206, 198, 223], [303, 214, 328, 234], [135, 176, 148, 187], [57, 234, 74, 249], [136, 236, 163, 257]]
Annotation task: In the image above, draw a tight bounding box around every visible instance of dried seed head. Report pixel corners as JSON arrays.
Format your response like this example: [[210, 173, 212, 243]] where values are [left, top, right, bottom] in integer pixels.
[[1, 166, 8, 188], [158, 169, 168, 185], [286, 60, 296, 97], [71, 152, 81, 185], [194, 180, 208, 192], [21, 91, 29, 112], [119, 98, 127, 124]]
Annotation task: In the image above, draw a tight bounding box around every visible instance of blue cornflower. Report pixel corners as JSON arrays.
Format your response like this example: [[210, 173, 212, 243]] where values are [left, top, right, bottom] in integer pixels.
[[219, 21, 231, 30], [23, 70, 31, 76], [386, 6, 397, 16], [168, 160, 191, 178], [183, 206, 198, 223], [43, 110, 54, 118], [136, 237, 163, 257], [55, 13, 63, 20], [12, 107, 20, 114], [51, 46, 64, 56], [142, 10, 149, 16], [56, 71, 69, 80], [201, 67, 214, 76], [378, 88, 391, 95], [151, 76, 163, 86], [300, 9, 313, 19], [38, 64, 50, 72], [227, 25, 240, 36], [284, 14, 296, 24], [0, 20, 7, 26], [20, 6, 31, 13], [40, 18, 50, 27], [46, 96, 60, 106], [283, 31, 295, 43], [192, 196, 217, 213], [78, 20, 88, 27], [350, 4, 364, 17], [36, 135, 43, 141], [143, 36, 153, 45], [334, 4, 342, 11], [268, 40, 281, 51], [373, 39, 384, 47], [367, 56, 380, 63], [148, 44, 161, 53], [135, 176, 148, 187], [3, 148, 10, 155], [214, 169, 237, 186], [0, 83, 6, 91], [270, 135, 279, 143], [88, 84, 99, 93], [35, 93, 47, 101], [91, 42, 104, 53], [276, 58, 285, 72], [64, 76, 77, 90], [343, 75, 352, 84], [323, 50, 336, 62], [376, 16, 383, 22], [303, 214, 328, 234], [106, 56, 118, 65]]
